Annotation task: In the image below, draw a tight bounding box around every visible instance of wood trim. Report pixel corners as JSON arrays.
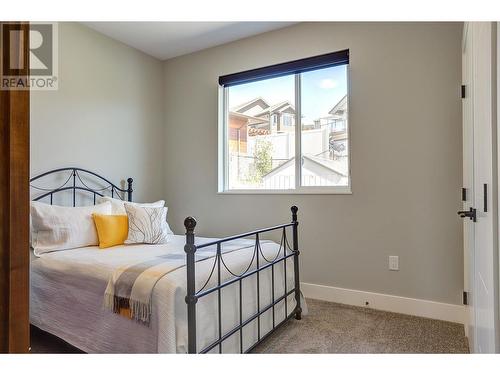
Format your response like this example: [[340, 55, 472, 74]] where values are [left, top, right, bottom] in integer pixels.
[[0, 22, 30, 353]]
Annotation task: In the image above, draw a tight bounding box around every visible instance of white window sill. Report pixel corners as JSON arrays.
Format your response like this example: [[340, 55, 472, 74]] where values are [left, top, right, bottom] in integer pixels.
[[217, 186, 352, 195]]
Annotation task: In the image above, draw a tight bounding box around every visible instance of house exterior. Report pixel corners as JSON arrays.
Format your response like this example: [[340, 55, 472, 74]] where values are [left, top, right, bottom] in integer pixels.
[[262, 155, 348, 189], [251, 100, 296, 132], [309, 94, 348, 159], [228, 112, 262, 154], [327, 94, 348, 160], [228, 97, 296, 154], [228, 94, 348, 188]]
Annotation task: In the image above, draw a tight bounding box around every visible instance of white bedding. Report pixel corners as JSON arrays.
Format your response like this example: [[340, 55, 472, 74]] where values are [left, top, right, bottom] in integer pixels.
[[30, 234, 301, 353]]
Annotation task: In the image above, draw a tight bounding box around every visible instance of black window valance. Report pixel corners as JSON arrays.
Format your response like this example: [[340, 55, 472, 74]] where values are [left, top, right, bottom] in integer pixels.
[[219, 49, 349, 87]]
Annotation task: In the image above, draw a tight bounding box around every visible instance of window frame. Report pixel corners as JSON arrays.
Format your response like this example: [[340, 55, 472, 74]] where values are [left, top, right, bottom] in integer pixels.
[[218, 50, 351, 195]]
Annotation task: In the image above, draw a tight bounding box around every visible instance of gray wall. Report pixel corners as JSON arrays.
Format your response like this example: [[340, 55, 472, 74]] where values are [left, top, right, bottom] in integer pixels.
[[163, 22, 464, 304], [31, 23, 165, 202]]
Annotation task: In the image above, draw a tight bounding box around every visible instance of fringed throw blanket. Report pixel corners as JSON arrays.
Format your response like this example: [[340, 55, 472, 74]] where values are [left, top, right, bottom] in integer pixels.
[[104, 239, 259, 325]]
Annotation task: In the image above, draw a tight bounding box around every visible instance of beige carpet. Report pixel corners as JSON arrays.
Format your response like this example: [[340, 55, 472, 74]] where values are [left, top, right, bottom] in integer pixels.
[[253, 299, 469, 353], [31, 298, 469, 354]]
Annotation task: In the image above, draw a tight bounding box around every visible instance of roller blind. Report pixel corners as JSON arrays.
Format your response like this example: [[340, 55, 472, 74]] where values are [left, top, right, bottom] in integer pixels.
[[219, 49, 349, 87]]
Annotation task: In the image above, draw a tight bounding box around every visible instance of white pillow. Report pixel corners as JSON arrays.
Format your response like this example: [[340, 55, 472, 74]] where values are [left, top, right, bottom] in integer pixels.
[[97, 196, 164, 214], [31, 201, 112, 256], [124, 204, 170, 245], [97, 196, 173, 234]]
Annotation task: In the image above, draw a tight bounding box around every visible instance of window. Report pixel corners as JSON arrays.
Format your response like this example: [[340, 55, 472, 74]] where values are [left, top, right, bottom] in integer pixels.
[[219, 50, 350, 193], [283, 113, 294, 128]]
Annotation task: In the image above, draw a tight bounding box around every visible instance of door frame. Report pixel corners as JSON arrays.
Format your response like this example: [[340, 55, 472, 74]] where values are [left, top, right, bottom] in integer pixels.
[[472, 21, 497, 353], [463, 21, 500, 354], [497, 21, 500, 350], [0, 21, 30, 353]]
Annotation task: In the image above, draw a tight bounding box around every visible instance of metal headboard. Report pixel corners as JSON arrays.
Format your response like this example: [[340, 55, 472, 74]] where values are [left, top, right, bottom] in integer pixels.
[[30, 167, 133, 205]]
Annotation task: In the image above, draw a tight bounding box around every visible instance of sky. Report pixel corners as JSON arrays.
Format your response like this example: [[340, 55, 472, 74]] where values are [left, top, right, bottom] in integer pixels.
[[228, 65, 347, 124]]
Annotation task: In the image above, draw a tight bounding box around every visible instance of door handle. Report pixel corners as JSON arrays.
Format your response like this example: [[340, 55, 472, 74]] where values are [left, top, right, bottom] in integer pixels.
[[457, 207, 477, 222]]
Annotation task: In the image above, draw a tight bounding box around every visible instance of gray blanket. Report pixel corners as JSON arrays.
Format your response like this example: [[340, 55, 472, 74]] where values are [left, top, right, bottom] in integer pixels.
[[104, 239, 260, 325]]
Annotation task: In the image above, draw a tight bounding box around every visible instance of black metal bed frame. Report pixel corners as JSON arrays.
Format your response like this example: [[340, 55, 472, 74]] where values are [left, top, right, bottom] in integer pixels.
[[184, 206, 302, 353], [30, 168, 302, 354], [30, 167, 133, 204]]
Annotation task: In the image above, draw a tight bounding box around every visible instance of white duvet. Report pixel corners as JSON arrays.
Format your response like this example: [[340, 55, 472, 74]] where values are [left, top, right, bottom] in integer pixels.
[[30, 235, 301, 353]]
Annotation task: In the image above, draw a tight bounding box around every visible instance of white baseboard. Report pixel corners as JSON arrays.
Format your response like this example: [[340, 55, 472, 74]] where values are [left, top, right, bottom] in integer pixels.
[[301, 282, 466, 324]]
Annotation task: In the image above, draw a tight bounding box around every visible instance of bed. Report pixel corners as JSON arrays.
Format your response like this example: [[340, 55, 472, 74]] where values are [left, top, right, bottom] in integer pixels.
[[30, 167, 304, 353]]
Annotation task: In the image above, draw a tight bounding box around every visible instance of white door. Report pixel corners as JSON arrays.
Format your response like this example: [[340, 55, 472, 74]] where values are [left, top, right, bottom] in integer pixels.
[[461, 22, 475, 350], [462, 22, 498, 354]]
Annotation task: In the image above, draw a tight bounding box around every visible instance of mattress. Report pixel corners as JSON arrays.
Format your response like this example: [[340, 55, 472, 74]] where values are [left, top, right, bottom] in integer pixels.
[[30, 234, 300, 353]]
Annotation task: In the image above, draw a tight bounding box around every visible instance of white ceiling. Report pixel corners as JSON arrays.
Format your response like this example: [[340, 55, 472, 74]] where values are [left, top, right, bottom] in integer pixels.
[[83, 22, 296, 60]]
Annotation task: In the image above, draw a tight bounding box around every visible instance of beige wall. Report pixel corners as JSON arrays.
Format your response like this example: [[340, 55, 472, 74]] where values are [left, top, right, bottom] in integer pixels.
[[31, 23, 165, 202], [163, 22, 463, 304]]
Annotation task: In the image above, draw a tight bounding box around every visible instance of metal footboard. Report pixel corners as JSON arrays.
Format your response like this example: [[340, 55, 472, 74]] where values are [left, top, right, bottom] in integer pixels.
[[184, 206, 302, 353]]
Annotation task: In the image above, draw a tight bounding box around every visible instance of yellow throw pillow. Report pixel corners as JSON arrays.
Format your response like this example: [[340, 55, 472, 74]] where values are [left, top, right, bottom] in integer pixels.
[[92, 214, 129, 249]]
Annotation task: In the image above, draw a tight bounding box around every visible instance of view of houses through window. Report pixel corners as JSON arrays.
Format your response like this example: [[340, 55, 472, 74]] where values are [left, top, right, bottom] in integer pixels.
[[226, 64, 348, 190]]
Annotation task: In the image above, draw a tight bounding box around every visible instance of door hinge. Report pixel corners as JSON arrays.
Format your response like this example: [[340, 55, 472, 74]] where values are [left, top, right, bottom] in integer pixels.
[[461, 85, 466, 99], [462, 187, 467, 201], [463, 291, 469, 305], [483, 183, 487, 212]]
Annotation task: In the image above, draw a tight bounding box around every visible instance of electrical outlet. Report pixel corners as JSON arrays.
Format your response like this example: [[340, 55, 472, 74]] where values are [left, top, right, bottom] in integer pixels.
[[389, 256, 399, 271]]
